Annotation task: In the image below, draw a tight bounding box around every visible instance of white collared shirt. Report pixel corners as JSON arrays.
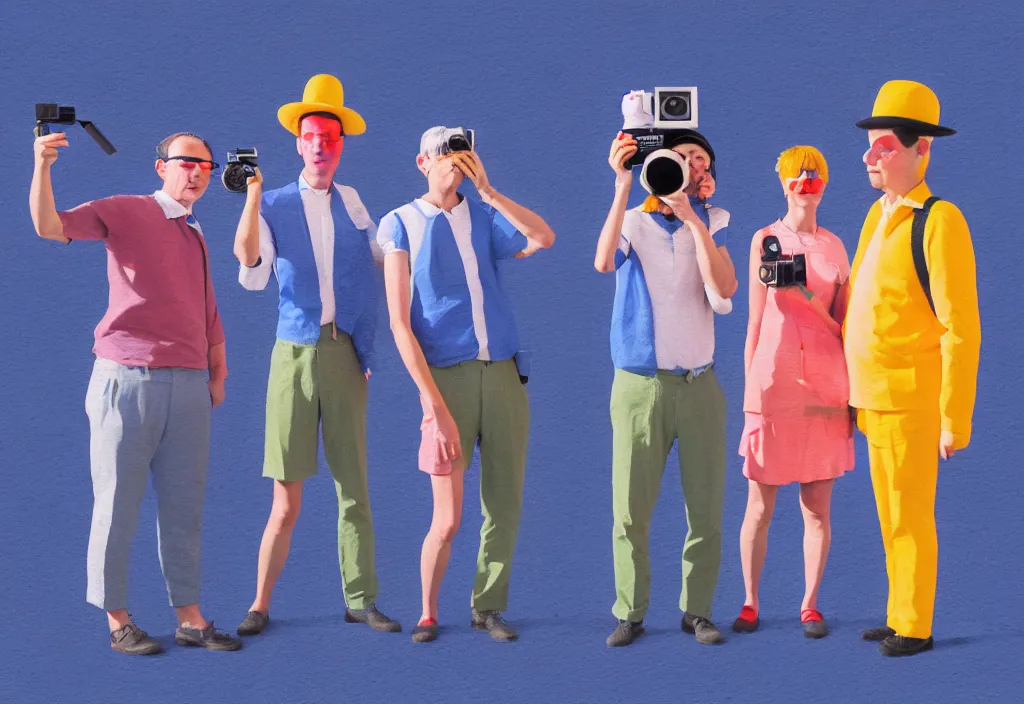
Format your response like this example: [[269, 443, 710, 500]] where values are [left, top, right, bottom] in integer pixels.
[[239, 175, 379, 325]]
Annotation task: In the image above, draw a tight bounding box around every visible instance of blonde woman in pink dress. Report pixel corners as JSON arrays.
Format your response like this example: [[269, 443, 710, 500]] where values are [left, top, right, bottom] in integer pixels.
[[733, 146, 854, 639]]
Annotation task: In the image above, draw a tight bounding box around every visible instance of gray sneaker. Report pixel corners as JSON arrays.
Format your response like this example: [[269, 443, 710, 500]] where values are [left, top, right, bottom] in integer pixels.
[[471, 608, 518, 641], [606, 620, 645, 647], [682, 612, 724, 645], [110, 622, 163, 656]]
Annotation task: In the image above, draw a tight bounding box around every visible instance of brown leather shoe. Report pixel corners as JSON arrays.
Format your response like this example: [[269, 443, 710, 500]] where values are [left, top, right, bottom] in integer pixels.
[[110, 622, 163, 656], [345, 603, 402, 632]]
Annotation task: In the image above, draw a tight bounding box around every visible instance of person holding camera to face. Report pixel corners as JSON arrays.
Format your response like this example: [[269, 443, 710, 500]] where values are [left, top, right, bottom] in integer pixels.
[[377, 126, 555, 644], [232, 74, 400, 638], [733, 146, 854, 640], [29, 129, 241, 655], [594, 99, 738, 647]]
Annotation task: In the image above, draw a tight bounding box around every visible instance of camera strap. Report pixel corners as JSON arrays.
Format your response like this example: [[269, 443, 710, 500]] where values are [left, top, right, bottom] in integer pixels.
[[910, 196, 941, 317]]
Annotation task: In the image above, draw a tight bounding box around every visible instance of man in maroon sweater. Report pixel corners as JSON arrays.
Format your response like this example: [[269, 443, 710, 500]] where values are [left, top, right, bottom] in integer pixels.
[[29, 129, 242, 655]]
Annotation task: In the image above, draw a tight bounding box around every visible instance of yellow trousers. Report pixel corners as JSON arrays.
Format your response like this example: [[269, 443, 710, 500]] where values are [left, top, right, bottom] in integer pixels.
[[858, 409, 941, 639]]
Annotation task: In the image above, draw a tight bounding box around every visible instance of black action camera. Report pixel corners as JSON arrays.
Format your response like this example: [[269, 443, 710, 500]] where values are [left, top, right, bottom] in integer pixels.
[[222, 148, 259, 193], [758, 235, 806, 287], [34, 103, 116, 154]]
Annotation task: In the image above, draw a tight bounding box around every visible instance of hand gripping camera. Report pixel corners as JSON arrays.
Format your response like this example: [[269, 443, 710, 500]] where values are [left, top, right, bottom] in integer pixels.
[[222, 148, 258, 193], [758, 235, 807, 287], [34, 103, 116, 154], [621, 87, 699, 196]]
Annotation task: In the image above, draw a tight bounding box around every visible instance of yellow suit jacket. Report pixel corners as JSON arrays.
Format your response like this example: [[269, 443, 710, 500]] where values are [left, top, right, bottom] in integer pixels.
[[843, 181, 981, 449]]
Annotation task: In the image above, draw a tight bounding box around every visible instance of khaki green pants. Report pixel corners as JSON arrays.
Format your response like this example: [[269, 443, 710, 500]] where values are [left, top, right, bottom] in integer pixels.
[[430, 359, 530, 612], [610, 367, 727, 623], [263, 326, 377, 610]]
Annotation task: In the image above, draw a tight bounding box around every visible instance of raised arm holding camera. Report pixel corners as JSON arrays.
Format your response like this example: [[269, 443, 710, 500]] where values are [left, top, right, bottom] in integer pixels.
[[377, 125, 555, 644], [231, 74, 400, 640], [595, 88, 737, 648], [28, 125, 241, 655], [733, 146, 854, 641]]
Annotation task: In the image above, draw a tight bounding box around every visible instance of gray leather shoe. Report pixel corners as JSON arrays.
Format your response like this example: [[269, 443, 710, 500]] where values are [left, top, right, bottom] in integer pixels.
[[345, 603, 402, 632], [606, 620, 645, 647], [682, 612, 724, 645], [110, 622, 163, 656], [471, 608, 518, 641], [175, 621, 243, 651], [237, 610, 269, 636]]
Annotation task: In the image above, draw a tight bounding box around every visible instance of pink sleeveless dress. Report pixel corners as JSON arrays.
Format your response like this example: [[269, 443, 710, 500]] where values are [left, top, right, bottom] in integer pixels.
[[739, 220, 854, 486]]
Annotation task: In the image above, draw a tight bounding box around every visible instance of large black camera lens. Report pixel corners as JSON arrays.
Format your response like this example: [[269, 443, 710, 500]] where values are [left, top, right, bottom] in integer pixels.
[[446, 135, 471, 153], [661, 95, 690, 119], [644, 155, 685, 196], [222, 164, 251, 193]]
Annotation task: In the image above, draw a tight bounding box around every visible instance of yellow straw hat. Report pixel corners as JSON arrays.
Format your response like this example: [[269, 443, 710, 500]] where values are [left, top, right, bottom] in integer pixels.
[[278, 74, 366, 136]]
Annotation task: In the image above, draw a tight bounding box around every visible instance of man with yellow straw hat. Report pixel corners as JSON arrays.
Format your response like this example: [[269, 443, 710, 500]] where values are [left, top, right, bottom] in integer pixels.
[[231, 73, 400, 637], [845, 79, 981, 657]]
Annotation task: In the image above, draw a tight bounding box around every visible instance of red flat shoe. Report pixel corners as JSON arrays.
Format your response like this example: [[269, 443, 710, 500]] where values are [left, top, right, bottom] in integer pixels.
[[801, 609, 828, 639], [732, 605, 759, 633]]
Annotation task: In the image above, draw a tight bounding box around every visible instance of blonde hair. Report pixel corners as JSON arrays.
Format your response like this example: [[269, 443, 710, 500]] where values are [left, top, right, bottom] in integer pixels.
[[640, 194, 663, 213], [775, 145, 829, 184]]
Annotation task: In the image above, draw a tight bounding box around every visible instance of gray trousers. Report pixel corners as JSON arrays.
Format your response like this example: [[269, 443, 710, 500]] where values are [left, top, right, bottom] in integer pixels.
[[84, 358, 211, 611]]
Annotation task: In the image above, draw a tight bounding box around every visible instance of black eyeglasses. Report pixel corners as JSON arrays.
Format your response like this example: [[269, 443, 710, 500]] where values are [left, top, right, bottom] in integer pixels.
[[165, 155, 220, 172]]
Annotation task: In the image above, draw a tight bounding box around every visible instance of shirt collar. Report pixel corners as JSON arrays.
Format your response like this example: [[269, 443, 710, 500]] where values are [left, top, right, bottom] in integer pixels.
[[879, 181, 931, 216], [299, 174, 333, 196], [415, 193, 468, 217], [152, 190, 192, 218]]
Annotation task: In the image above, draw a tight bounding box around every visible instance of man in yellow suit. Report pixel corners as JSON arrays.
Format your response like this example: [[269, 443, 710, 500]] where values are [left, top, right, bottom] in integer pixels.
[[845, 80, 981, 657]]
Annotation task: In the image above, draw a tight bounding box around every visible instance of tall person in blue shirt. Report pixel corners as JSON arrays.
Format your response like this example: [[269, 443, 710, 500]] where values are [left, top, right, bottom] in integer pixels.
[[231, 74, 400, 637], [377, 126, 556, 643], [595, 129, 739, 647]]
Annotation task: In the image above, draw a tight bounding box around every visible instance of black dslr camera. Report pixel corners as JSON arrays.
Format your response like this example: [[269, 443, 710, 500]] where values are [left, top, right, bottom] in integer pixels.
[[222, 148, 258, 193], [758, 235, 806, 287], [34, 103, 116, 154]]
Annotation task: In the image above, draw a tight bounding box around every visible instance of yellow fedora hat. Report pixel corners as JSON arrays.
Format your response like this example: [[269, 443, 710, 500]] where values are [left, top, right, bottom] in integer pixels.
[[278, 74, 366, 137], [856, 79, 955, 136]]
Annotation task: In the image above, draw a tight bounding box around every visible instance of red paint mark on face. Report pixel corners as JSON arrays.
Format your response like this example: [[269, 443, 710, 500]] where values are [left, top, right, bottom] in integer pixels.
[[864, 134, 902, 166], [300, 115, 342, 148], [786, 171, 825, 194]]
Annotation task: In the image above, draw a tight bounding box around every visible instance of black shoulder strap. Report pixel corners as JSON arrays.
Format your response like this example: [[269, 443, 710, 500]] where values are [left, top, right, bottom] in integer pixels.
[[911, 196, 941, 316]]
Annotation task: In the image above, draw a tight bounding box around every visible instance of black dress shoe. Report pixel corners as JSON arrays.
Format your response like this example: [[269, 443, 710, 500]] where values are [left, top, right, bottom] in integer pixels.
[[237, 610, 269, 636], [411, 619, 439, 643], [110, 622, 163, 655], [861, 625, 896, 641], [345, 603, 402, 632], [879, 634, 934, 657], [606, 620, 645, 647]]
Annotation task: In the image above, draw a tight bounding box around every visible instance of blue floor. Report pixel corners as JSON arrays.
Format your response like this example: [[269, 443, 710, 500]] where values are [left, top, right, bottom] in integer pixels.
[[2, 1, 1022, 702]]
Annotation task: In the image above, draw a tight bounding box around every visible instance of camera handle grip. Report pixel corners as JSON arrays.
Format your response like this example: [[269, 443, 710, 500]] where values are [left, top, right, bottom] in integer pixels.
[[34, 122, 51, 138]]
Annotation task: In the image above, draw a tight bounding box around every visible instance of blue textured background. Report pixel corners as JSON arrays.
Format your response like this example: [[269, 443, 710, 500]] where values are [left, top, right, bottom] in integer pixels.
[[1, 1, 1021, 702]]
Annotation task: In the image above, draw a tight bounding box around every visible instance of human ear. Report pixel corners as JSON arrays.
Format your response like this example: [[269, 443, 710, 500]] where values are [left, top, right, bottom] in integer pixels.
[[917, 138, 931, 156]]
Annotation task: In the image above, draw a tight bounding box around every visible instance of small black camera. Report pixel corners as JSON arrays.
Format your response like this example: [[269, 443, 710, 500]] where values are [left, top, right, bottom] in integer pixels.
[[439, 127, 475, 156], [758, 235, 806, 287], [34, 103, 116, 154], [222, 148, 258, 193]]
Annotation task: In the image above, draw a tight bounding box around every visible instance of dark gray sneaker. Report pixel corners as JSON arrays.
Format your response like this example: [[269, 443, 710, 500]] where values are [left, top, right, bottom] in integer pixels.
[[174, 621, 243, 651], [606, 620, 645, 647], [237, 610, 269, 636], [861, 625, 896, 641], [682, 612, 724, 645], [110, 622, 163, 655], [345, 603, 401, 632], [471, 608, 518, 641]]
